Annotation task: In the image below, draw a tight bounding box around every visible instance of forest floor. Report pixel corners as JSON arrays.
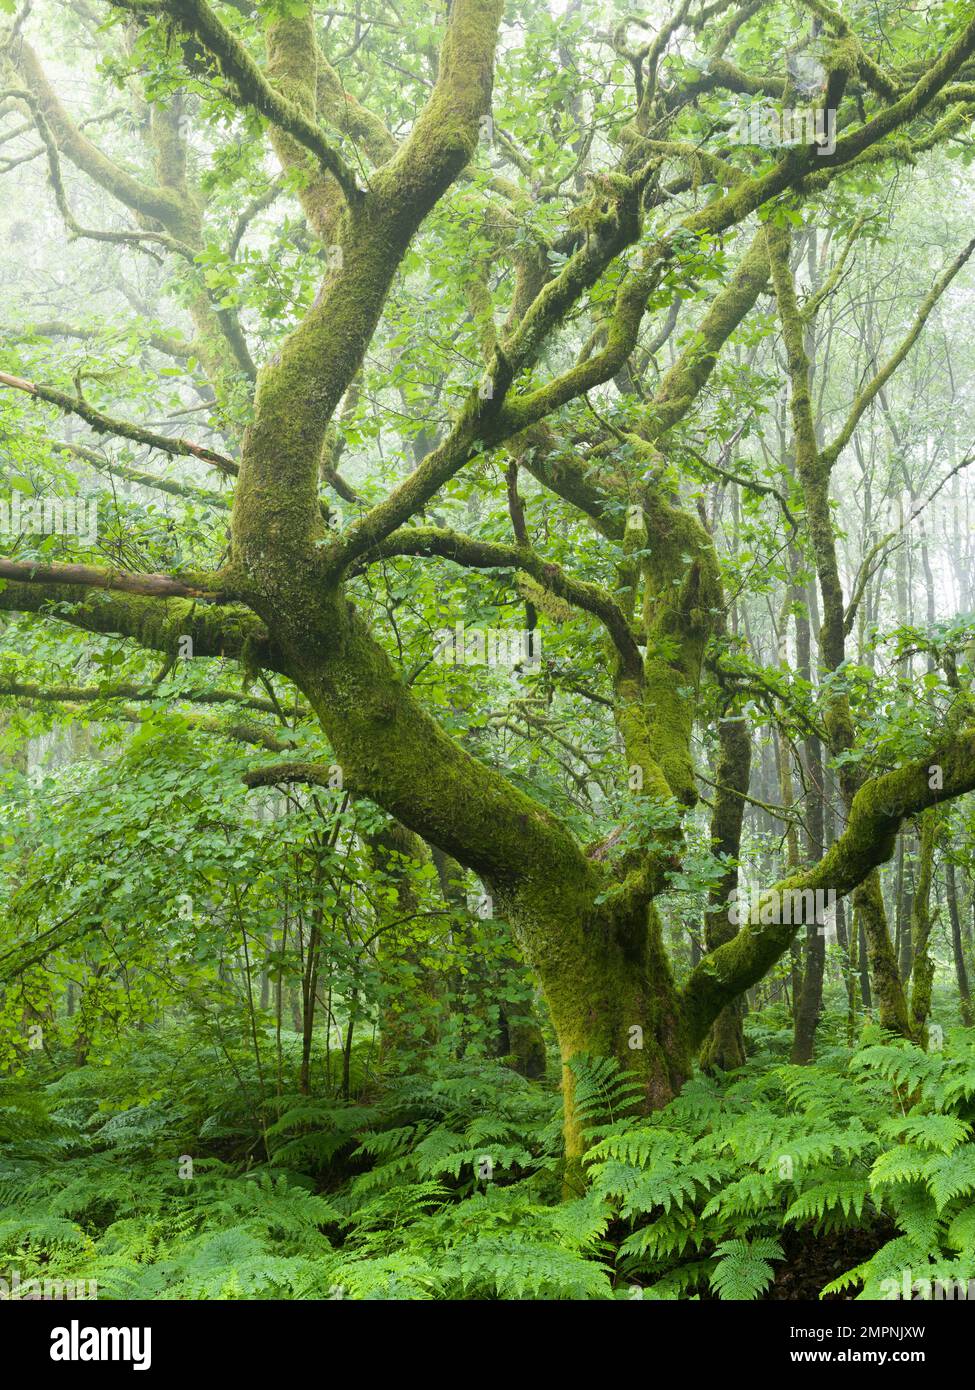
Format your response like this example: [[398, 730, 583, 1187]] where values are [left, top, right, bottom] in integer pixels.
[[770, 1222, 898, 1300]]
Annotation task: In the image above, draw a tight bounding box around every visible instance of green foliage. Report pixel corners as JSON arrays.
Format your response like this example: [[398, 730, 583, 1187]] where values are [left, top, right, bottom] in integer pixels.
[[0, 1030, 612, 1299], [709, 1238, 784, 1300], [577, 1032, 975, 1300], [7, 1025, 975, 1300]]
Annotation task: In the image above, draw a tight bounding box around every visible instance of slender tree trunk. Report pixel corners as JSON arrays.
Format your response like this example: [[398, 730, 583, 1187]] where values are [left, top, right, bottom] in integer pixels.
[[792, 583, 826, 1063], [946, 858, 973, 1026], [908, 810, 939, 1036], [858, 915, 872, 1011], [700, 715, 751, 1071], [260, 933, 271, 1012], [897, 834, 916, 984], [767, 223, 912, 1039], [299, 905, 322, 1096]]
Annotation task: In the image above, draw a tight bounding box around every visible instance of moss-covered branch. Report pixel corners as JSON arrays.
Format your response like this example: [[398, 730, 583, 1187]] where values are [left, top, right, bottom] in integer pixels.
[[0, 371, 237, 477], [13, 41, 186, 225], [351, 524, 643, 680], [112, 0, 361, 206], [683, 727, 975, 1046], [54, 442, 232, 510], [231, 0, 504, 587], [242, 760, 344, 791], [0, 581, 277, 668], [0, 558, 221, 599], [1, 86, 195, 262], [12, 321, 192, 363], [0, 679, 297, 716]]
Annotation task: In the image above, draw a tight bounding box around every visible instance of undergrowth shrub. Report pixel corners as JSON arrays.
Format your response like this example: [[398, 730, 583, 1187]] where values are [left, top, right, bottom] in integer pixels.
[[4, 1022, 975, 1299]]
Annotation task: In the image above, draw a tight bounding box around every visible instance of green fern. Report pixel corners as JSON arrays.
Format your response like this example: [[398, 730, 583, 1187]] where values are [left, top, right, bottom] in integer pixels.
[[709, 1237, 784, 1300]]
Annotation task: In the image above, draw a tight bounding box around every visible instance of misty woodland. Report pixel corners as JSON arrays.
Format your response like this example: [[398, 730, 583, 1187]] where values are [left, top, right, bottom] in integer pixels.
[[3, 0, 975, 1302]]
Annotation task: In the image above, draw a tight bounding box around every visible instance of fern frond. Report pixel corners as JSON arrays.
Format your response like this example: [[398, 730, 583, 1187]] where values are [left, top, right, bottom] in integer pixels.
[[709, 1237, 783, 1300]]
